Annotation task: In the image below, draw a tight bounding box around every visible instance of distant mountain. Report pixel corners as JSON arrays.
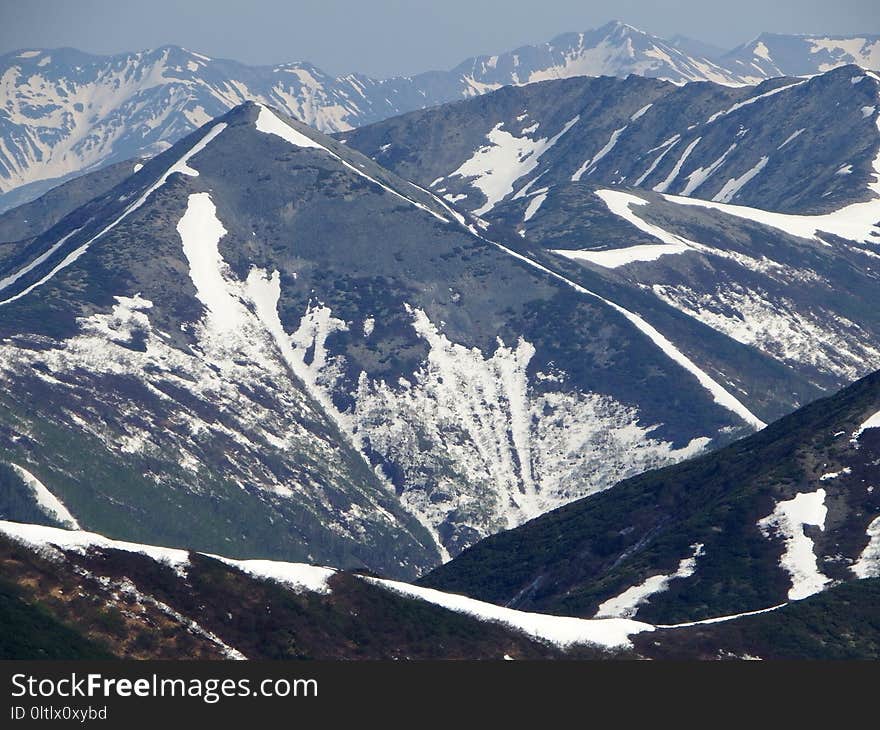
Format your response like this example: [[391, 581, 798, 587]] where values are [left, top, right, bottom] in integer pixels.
[[723, 33, 880, 79], [422, 369, 880, 625], [2, 20, 854, 211], [667, 35, 728, 61]]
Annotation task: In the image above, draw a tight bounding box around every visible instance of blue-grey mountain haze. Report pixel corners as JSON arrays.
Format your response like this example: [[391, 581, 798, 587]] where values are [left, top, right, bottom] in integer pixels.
[[0, 0, 878, 78]]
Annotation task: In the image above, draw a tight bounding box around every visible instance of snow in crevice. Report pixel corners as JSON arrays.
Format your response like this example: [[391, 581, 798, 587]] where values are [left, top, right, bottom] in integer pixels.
[[777, 128, 805, 150], [347, 306, 711, 545], [522, 191, 548, 222], [449, 116, 579, 215], [634, 139, 678, 187], [571, 125, 627, 182], [7, 464, 80, 529], [758, 489, 831, 600], [713, 156, 769, 203], [653, 137, 701, 193], [680, 143, 737, 195], [0, 122, 227, 307], [595, 543, 704, 619]]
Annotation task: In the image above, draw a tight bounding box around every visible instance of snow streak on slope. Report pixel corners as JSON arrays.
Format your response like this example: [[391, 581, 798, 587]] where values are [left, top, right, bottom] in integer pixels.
[[662, 82, 880, 244], [449, 117, 578, 215], [713, 155, 769, 203], [7, 464, 80, 529], [595, 543, 704, 618], [0, 122, 226, 306], [361, 575, 654, 649], [571, 125, 627, 182], [254, 105, 447, 222], [653, 137, 701, 193], [0, 227, 81, 293], [577, 189, 880, 381], [703, 80, 807, 125], [758, 490, 831, 600], [852, 516, 880, 579]]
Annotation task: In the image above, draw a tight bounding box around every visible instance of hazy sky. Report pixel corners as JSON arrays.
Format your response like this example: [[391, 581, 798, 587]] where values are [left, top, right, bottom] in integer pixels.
[[1, 0, 878, 78]]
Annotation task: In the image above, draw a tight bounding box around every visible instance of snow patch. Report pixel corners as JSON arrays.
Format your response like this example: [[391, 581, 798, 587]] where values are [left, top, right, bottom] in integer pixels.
[[595, 543, 704, 619], [758, 489, 830, 600], [450, 117, 578, 215], [852, 516, 880, 578], [713, 156, 769, 203]]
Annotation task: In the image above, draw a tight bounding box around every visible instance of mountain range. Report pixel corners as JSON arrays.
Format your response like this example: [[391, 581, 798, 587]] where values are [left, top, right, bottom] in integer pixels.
[[1, 102, 786, 572], [2, 21, 878, 211], [0, 18, 879, 660]]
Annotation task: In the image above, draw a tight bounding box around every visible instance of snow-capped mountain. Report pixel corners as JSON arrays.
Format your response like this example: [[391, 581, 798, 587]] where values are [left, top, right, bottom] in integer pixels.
[[423, 368, 880, 629], [723, 33, 880, 80], [0, 102, 817, 572], [344, 66, 880, 390], [5, 21, 871, 212]]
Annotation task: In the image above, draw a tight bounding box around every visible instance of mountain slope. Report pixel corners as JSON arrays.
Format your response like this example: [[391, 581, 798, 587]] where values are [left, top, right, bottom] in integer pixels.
[[0, 522, 614, 659], [344, 66, 880, 216], [421, 370, 880, 623], [0, 102, 817, 567], [343, 67, 880, 392], [0, 158, 139, 244]]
